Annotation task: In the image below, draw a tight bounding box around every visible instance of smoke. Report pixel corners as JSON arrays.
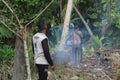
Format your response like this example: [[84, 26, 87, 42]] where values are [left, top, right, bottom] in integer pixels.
[[48, 23, 85, 66]]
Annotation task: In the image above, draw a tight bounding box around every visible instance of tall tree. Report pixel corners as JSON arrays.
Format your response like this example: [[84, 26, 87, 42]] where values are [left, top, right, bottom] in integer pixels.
[[0, 0, 54, 80], [12, 30, 25, 80], [59, 0, 73, 49]]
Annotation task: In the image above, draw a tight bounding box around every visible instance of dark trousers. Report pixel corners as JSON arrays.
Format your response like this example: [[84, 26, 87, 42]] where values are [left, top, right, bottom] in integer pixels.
[[72, 44, 82, 66], [36, 64, 48, 80]]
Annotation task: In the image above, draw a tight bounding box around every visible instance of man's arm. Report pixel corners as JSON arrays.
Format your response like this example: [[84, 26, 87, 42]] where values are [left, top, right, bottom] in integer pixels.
[[41, 38, 54, 66]]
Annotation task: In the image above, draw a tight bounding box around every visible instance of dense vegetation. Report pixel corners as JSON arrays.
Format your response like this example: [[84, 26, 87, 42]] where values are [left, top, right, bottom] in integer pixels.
[[0, 0, 120, 80]]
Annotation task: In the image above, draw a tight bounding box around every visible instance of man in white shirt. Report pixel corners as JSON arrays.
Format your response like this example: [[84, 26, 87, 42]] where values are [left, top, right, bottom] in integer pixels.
[[32, 20, 55, 80]]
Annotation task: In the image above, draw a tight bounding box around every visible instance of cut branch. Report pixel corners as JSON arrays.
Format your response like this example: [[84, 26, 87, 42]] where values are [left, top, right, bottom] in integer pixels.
[[101, 71, 112, 80], [2, 0, 22, 28], [0, 20, 22, 39], [25, 0, 54, 27]]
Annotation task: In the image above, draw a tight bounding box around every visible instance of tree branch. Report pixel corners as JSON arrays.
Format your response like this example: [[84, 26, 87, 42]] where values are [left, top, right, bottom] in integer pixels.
[[2, 0, 22, 28], [0, 20, 22, 39], [25, 0, 54, 27], [101, 71, 112, 80], [1, 15, 19, 27]]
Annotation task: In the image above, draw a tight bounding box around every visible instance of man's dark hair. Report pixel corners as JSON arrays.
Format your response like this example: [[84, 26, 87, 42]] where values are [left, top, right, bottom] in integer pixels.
[[37, 20, 46, 31]]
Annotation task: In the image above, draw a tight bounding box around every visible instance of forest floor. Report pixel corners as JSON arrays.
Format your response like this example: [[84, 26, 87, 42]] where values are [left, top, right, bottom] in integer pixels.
[[0, 49, 120, 80], [46, 49, 120, 80]]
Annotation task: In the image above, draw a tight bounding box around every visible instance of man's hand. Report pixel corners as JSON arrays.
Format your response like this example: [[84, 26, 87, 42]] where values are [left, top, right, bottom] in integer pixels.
[[50, 65, 55, 71]]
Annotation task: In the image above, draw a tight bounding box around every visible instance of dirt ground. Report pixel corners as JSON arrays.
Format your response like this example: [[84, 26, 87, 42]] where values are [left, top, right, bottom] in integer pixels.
[[47, 49, 120, 80]]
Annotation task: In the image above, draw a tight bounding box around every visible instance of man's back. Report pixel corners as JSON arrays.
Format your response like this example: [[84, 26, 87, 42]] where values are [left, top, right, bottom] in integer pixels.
[[32, 33, 48, 64]]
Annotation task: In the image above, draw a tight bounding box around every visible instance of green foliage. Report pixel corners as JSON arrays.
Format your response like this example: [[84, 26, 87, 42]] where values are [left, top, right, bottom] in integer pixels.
[[0, 0, 120, 59], [0, 26, 13, 38], [83, 47, 94, 57], [91, 36, 105, 50], [73, 0, 81, 5], [105, 26, 120, 48], [0, 45, 14, 66], [88, 13, 98, 19], [0, 24, 15, 46], [1, 0, 60, 25], [93, 22, 100, 27]]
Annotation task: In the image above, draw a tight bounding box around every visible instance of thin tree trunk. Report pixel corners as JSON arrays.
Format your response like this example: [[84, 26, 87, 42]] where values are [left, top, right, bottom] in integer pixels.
[[60, 0, 62, 23], [100, 24, 109, 37], [12, 30, 25, 80], [24, 28, 31, 80], [59, 0, 73, 49]]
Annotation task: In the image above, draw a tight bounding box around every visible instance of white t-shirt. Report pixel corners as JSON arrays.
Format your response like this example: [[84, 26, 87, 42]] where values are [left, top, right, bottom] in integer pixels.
[[32, 33, 48, 65]]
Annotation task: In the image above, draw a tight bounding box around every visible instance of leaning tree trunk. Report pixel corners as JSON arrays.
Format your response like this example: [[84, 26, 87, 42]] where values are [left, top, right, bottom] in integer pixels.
[[73, 5, 93, 37], [100, 24, 109, 37], [12, 30, 25, 80], [73, 5, 94, 44], [59, 0, 73, 49]]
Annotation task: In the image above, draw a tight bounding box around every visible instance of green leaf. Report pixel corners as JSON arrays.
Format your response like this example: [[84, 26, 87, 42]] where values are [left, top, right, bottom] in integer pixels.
[[93, 22, 100, 27], [88, 13, 97, 19], [0, 26, 13, 38]]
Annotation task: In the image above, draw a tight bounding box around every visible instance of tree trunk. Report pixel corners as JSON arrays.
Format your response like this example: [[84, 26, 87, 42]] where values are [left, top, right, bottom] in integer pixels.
[[60, 0, 62, 23], [100, 24, 109, 37], [24, 28, 31, 80], [12, 30, 25, 80], [59, 0, 73, 49]]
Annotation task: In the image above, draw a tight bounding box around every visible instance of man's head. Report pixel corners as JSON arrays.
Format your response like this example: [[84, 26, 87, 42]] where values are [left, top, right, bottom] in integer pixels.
[[37, 20, 47, 31]]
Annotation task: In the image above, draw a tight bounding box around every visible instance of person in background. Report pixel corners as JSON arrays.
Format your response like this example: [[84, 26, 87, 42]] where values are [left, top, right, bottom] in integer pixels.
[[32, 20, 55, 80], [71, 25, 83, 67]]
